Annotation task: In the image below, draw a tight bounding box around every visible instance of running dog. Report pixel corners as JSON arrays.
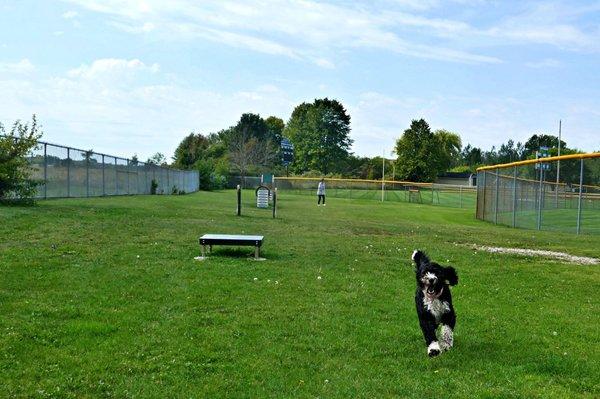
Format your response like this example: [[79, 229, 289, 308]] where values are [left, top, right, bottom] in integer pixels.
[[411, 250, 458, 357]]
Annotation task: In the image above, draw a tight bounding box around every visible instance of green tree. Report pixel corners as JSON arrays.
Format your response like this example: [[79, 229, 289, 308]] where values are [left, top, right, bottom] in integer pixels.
[[173, 133, 210, 169], [0, 115, 43, 203], [434, 129, 462, 171], [147, 152, 166, 166], [461, 144, 483, 167], [394, 119, 442, 182], [265, 116, 285, 145], [284, 98, 352, 174], [524, 134, 566, 158]]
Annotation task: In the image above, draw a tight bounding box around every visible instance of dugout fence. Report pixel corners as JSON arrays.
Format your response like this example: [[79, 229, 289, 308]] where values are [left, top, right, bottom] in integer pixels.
[[476, 153, 600, 235], [274, 177, 476, 209], [21, 140, 199, 199]]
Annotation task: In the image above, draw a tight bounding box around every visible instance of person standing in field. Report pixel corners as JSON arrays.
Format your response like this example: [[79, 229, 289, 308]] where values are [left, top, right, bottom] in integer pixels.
[[317, 178, 326, 206]]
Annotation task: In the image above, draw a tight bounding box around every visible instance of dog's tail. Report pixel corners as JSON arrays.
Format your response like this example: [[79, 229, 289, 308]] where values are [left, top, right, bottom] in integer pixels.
[[411, 250, 429, 267]]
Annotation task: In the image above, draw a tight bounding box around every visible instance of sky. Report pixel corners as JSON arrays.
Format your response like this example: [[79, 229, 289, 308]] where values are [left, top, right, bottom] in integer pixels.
[[1, 0, 599, 161]]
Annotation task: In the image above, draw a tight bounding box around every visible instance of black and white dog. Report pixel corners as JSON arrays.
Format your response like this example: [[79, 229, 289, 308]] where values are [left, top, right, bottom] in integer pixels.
[[411, 250, 458, 357]]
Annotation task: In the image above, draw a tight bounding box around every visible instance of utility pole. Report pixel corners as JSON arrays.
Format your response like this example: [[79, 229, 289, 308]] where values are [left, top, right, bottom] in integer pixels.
[[556, 120, 562, 184], [556, 120, 562, 208]]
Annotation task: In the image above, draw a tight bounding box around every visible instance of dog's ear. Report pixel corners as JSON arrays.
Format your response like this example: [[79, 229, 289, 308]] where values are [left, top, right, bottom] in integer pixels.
[[411, 250, 429, 268], [442, 266, 458, 286]]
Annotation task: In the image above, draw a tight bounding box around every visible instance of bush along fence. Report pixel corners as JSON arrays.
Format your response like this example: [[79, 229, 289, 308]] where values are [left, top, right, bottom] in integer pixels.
[[26, 140, 199, 199], [476, 152, 600, 235]]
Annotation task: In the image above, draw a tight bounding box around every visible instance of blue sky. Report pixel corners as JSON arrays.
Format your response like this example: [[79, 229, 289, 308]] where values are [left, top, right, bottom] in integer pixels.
[[1, 0, 599, 161]]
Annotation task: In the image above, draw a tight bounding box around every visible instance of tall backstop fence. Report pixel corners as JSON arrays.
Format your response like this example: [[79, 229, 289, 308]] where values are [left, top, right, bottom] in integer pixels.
[[274, 177, 476, 209], [21, 140, 199, 199], [476, 153, 600, 235]]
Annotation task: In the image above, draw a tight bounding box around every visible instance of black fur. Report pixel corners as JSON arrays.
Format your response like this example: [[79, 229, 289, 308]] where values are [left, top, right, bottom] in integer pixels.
[[411, 250, 458, 357]]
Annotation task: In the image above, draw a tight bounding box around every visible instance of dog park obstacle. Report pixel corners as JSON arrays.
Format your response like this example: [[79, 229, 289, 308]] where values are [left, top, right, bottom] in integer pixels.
[[256, 185, 270, 208], [196, 234, 264, 260], [236, 185, 278, 218]]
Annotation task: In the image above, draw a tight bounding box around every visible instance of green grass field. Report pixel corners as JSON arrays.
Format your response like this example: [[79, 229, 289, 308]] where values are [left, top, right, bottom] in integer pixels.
[[1, 191, 598, 398]]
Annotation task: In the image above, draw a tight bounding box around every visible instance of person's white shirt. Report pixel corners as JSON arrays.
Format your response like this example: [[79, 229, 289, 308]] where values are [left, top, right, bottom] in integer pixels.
[[317, 181, 325, 195]]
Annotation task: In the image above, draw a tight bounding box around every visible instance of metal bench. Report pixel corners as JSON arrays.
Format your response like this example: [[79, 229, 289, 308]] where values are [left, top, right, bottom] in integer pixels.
[[197, 234, 264, 260]]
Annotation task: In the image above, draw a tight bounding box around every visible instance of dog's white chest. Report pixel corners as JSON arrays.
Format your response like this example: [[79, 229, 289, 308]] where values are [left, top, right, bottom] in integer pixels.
[[423, 297, 450, 321]]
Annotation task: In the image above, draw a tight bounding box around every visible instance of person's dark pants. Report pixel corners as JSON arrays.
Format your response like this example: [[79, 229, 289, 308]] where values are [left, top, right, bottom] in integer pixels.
[[318, 194, 325, 204]]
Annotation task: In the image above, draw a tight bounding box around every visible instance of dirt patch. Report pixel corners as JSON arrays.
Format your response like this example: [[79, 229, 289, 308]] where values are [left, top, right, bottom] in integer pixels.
[[474, 245, 599, 265]]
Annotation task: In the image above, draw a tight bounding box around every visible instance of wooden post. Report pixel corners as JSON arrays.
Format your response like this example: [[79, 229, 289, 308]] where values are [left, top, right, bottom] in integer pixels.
[[237, 185, 241, 216], [272, 188, 277, 218]]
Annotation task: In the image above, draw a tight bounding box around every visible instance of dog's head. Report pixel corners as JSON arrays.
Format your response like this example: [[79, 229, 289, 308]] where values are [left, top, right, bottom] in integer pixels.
[[411, 250, 458, 300]]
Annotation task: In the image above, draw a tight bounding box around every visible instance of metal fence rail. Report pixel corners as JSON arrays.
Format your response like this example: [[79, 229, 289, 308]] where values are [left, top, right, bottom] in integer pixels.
[[476, 153, 600, 234], [23, 140, 199, 198]]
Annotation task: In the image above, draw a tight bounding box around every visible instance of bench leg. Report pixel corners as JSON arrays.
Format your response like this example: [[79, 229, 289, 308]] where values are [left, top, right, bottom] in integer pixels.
[[209, 245, 212, 253], [255, 246, 260, 260], [201, 245, 206, 258]]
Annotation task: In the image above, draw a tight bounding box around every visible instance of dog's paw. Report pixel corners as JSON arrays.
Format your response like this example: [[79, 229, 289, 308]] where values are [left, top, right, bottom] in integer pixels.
[[427, 341, 441, 357]]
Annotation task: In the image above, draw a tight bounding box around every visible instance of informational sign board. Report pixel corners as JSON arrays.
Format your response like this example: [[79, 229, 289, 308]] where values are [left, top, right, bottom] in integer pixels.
[[535, 146, 551, 170], [281, 138, 294, 166]]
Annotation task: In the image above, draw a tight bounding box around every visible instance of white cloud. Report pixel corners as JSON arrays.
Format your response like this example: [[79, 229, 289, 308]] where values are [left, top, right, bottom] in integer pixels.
[[313, 58, 335, 69], [67, 58, 159, 80], [62, 10, 79, 19], [525, 58, 563, 68], [63, 0, 501, 64], [0, 58, 35, 74], [0, 60, 295, 160]]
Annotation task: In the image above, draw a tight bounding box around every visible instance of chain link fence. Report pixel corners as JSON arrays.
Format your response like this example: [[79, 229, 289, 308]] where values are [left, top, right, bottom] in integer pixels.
[[24, 140, 199, 198], [274, 177, 476, 208], [476, 153, 600, 234]]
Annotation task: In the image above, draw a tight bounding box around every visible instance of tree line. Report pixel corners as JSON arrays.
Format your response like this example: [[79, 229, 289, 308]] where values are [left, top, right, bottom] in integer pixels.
[[169, 97, 593, 187]]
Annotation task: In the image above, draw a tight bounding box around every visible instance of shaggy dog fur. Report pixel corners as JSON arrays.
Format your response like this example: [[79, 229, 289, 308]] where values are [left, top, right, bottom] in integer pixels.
[[411, 250, 458, 357]]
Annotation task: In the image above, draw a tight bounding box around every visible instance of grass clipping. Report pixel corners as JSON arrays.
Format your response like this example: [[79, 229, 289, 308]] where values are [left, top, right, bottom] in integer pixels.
[[475, 245, 599, 265]]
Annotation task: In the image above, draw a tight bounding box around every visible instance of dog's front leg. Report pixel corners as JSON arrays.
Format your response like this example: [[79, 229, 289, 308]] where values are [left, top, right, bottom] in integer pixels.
[[440, 312, 455, 351], [419, 318, 440, 357]]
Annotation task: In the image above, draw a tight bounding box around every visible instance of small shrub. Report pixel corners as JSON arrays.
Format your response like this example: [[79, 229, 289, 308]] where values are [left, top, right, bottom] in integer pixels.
[[150, 179, 158, 195], [171, 185, 179, 195], [210, 173, 227, 190], [0, 115, 43, 205]]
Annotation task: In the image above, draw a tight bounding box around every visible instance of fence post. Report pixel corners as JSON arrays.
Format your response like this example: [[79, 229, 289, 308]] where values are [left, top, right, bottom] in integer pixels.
[[115, 158, 118, 194], [43, 143, 47, 199], [512, 166, 517, 228], [67, 147, 71, 198], [481, 171, 487, 220], [102, 155, 105, 196], [537, 166, 544, 230], [494, 168, 500, 224], [86, 153, 90, 198], [576, 158, 584, 234], [126, 159, 130, 195]]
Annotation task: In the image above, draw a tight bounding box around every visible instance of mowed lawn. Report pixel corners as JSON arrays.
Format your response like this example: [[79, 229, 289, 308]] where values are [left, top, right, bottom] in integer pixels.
[[1, 191, 598, 398]]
